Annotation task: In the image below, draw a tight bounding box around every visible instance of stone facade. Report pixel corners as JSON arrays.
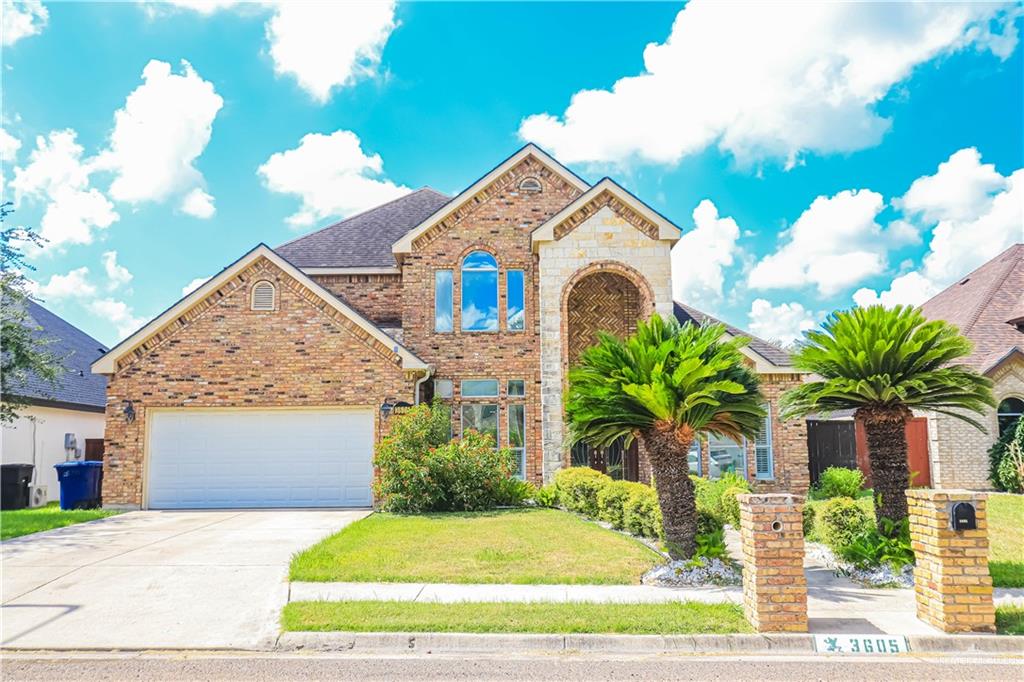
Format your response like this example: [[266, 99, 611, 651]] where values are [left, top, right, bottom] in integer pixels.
[[101, 257, 415, 506], [926, 357, 1024, 490], [907, 489, 995, 633], [737, 493, 808, 633]]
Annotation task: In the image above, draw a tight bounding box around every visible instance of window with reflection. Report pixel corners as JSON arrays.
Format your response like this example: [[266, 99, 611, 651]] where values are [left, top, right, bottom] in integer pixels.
[[434, 270, 453, 332], [708, 433, 746, 479], [508, 404, 525, 478], [507, 270, 525, 331], [997, 397, 1024, 436], [461, 251, 499, 331], [461, 404, 498, 446]]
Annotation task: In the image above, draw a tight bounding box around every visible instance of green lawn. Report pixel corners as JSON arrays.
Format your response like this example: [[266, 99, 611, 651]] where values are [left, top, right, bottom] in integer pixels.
[[1, 502, 118, 540], [290, 508, 662, 584], [282, 600, 751, 634], [996, 605, 1024, 636]]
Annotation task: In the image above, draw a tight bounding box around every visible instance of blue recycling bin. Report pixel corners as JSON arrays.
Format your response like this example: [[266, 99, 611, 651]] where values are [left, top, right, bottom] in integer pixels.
[[54, 461, 103, 510]]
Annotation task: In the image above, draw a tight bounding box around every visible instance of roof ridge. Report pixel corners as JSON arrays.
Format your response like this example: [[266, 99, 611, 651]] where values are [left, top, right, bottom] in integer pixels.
[[960, 245, 1022, 338], [920, 243, 1023, 309], [672, 299, 790, 358]]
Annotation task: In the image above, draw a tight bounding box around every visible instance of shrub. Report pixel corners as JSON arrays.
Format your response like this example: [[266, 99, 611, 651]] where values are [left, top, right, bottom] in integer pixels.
[[495, 478, 535, 507], [597, 480, 635, 529], [802, 504, 817, 540], [554, 467, 611, 518], [720, 486, 745, 527], [838, 517, 915, 570], [692, 472, 751, 526], [695, 527, 727, 560], [993, 419, 1024, 493], [532, 483, 559, 508], [373, 402, 518, 512], [818, 496, 872, 553], [813, 467, 865, 500], [623, 484, 662, 539]]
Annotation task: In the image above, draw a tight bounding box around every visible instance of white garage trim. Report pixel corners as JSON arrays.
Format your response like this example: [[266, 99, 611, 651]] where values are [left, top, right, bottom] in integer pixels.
[[143, 407, 376, 510]]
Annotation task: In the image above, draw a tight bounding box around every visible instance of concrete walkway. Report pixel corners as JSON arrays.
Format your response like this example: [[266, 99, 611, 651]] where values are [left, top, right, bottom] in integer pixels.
[[2, 509, 368, 650]]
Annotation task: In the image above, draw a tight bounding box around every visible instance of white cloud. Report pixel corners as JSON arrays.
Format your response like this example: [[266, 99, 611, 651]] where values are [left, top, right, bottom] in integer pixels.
[[519, 2, 1019, 167], [747, 299, 817, 345], [88, 297, 144, 339], [33, 267, 96, 300], [854, 149, 1023, 308], [0, 127, 22, 190], [2, 0, 48, 46], [748, 189, 914, 296], [94, 59, 223, 209], [10, 130, 119, 251], [181, 275, 210, 297], [258, 129, 409, 227], [101, 250, 133, 289], [180, 187, 215, 218], [671, 199, 740, 305]]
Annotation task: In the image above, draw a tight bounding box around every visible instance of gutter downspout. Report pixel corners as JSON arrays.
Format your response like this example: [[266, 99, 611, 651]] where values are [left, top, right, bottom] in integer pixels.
[[413, 366, 434, 405]]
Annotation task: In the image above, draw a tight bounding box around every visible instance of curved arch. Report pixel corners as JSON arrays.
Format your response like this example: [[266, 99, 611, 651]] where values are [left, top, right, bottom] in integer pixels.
[[997, 395, 1024, 436], [461, 249, 499, 332], [560, 260, 655, 322], [250, 279, 276, 311]]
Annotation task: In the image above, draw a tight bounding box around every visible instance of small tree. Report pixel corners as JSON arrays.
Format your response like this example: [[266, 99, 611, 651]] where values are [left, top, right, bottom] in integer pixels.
[[0, 203, 63, 423], [565, 315, 765, 559], [781, 305, 995, 529]]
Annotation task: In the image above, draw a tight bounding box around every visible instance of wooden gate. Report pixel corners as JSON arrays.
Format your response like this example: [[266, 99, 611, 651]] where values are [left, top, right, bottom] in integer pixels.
[[806, 420, 858, 486], [855, 417, 931, 488], [570, 437, 639, 481]]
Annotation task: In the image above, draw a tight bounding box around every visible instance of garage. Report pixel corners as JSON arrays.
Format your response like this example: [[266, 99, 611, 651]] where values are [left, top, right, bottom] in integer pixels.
[[146, 409, 374, 509]]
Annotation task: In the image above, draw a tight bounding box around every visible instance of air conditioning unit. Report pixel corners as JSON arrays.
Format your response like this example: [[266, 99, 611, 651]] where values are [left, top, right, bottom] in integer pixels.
[[29, 485, 48, 508]]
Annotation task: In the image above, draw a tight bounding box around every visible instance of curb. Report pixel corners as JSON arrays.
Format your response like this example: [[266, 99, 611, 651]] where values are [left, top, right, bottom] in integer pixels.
[[277, 631, 1024, 655]]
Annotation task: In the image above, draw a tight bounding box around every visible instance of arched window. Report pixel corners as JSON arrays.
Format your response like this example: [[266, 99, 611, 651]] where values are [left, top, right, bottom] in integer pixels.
[[461, 251, 498, 331], [997, 397, 1024, 436], [251, 280, 276, 311]]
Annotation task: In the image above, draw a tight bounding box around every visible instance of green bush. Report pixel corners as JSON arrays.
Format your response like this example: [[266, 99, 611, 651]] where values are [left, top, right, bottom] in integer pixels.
[[812, 467, 865, 499], [373, 401, 518, 512], [992, 419, 1024, 493], [495, 478, 536, 507], [802, 504, 817, 540], [691, 472, 751, 526], [597, 480, 636, 529], [623, 484, 662, 539], [818, 496, 872, 553], [838, 517, 915, 570], [532, 483, 559, 508], [554, 467, 612, 518], [720, 486, 745, 527], [695, 527, 727, 560]]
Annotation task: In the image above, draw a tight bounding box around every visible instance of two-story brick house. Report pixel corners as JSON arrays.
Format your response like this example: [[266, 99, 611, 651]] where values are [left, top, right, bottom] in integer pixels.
[[92, 145, 809, 509]]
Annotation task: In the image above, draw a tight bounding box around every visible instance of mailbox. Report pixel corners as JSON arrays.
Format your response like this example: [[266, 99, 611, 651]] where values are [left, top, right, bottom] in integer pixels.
[[950, 502, 977, 531]]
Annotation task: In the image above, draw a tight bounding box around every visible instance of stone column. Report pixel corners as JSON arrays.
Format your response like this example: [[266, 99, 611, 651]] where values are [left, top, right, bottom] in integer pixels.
[[737, 493, 807, 632], [907, 489, 995, 633]]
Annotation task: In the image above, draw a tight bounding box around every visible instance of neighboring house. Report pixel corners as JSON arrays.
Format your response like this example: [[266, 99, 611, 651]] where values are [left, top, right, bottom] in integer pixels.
[[2, 301, 108, 499], [91, 145, 809, 510], [919, 243, 1024, 490]]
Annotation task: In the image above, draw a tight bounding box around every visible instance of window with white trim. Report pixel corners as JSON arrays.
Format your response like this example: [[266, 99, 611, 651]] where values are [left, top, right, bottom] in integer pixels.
[[461, 404, 498, 446], [507, 379, 525, 397], [708, 434, 746, 479], [461, 251, 499, 332], [434, 270, 453, 332], [461, 379, 498, 397], [433, 379, 453, 399], [507, 270, 525, 331], [508, 404, 526, 478], [688, 438, 702, 476], [251, 281, 275, 311], [997, 397, 1024, 436], [754, 404, 774, 480]]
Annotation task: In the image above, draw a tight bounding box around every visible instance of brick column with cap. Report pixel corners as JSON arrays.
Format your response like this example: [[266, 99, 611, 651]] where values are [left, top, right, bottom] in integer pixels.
[[907, 489, 995, 633], [737, 493, 808, 632]]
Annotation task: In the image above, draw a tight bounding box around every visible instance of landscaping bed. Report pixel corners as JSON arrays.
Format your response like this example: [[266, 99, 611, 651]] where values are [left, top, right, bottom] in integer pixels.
[[282, 600, 751, 634], [1, 502, 118, 540], [290, 508, 662, 584]]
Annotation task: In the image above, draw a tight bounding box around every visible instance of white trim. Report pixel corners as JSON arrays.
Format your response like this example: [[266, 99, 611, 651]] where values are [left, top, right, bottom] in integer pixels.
[[92, 244, 429, 374], [392, 144, 589, 255], [531, 178, 680, 252], [302, 266, 401, 275]]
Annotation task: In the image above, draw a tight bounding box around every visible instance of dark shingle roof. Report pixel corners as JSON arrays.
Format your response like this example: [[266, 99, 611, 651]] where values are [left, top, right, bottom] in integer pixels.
[[275, 188, 450, 268], [673, 301, 793, 367], [5, 300, 108, 410], [919, 243, 1024, 373]]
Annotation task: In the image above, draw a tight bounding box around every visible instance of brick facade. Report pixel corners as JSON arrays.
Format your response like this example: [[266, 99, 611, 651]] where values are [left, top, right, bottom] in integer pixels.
[[311, 273, 403, 326], [101, 257, 415, 506]]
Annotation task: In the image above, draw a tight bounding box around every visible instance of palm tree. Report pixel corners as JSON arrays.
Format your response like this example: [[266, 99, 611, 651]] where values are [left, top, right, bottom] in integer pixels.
[[781, 305, 995, 528], [565, 315, 765, 559]]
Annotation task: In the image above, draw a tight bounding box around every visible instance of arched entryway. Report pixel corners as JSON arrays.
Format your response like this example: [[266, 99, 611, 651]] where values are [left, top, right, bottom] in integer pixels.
[[563, 267, 652, 481]]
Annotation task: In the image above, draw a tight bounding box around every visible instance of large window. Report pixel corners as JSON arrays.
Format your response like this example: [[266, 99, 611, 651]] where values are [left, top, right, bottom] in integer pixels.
[[508, 404, 525, 478], [754, 405, 774, 480], [461, 404, 498, 446], [709, 433, 746, 479], [434, 270, 453, 332], [461, 379, 498, 397], [461, 251, 499, 332], [507, 270, 525, 331], [998, 397, 1024, 436]]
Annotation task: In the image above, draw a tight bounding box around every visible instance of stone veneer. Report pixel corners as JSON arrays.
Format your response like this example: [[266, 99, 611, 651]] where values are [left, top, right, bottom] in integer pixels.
[[925, 357, 1024, 490], [101, 257, 416, 507], [538, 204, 674, 482], [736, 493, 808, 632], [907, 489, 995, 633]]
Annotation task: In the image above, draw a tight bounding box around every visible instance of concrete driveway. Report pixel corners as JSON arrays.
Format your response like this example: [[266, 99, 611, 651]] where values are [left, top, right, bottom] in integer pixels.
[[1, 509, 368, 650]]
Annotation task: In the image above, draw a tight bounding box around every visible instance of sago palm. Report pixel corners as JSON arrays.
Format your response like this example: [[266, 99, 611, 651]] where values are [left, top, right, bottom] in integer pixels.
[[565, 315, 765, 559], [780, 305, 994, 528]]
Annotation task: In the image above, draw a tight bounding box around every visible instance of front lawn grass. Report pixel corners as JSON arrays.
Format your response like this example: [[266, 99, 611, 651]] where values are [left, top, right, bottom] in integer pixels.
[[1, 502, 118, 540], [996, 605, 1024, 635], [282, 600, 751, 634], [988, 493, 1024, 588], [290, 508, 662, 584]]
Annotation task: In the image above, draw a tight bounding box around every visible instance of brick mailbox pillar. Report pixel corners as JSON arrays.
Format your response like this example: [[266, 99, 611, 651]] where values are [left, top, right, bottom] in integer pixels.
[[907, 489, 995, 633], [736, 493, 807, 633]]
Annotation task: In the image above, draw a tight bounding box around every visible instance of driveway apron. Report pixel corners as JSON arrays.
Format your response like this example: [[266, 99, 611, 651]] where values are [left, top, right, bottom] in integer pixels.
[[1, 509, 367, 650]]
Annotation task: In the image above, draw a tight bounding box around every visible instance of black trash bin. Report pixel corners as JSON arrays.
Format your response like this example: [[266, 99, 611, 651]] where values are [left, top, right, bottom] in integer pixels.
[[1, 463, 35, 510]]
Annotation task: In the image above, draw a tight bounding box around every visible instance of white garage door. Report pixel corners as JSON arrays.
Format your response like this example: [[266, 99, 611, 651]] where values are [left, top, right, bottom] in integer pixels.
[[147, 409, 373, 509]]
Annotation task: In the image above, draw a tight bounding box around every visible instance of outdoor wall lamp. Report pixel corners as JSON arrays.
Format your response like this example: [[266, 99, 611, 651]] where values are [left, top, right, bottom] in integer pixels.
[[122, 400, 136, 424]]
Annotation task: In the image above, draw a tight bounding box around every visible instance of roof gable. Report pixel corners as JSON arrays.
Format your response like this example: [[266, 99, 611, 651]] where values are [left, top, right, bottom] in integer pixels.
[[92, 245, 429, 375], [531, 178, 680, 251], [392, 144, 589, 255], [919, 243, 1024, 371]]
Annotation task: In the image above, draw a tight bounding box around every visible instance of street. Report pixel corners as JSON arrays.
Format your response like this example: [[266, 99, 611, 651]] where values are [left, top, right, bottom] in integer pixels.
[[3, 651, 1021, 681]]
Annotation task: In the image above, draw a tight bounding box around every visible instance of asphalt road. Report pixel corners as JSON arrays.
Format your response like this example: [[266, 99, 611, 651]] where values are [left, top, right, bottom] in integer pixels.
[[3, 652, 1021, 681]]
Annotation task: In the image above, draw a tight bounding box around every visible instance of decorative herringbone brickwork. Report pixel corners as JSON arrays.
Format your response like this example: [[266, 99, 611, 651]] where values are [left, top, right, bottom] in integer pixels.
[[737, 493, 808, 632], [907, 489, 995, 633], [566, 272, 641, 365]]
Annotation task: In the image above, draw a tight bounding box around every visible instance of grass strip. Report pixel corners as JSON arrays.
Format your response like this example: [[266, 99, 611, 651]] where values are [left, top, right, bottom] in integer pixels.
[[1, 502, 118, 540]]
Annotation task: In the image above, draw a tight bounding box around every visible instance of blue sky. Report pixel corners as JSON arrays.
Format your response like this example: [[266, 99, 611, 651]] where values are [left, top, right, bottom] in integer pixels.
[[2, 1, 1021, 347]]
